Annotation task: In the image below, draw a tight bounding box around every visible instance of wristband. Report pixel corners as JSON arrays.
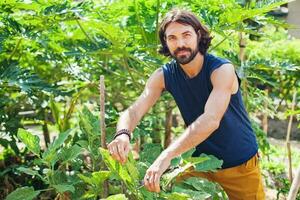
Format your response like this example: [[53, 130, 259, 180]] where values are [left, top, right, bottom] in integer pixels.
[[114, 129, 131, 140]]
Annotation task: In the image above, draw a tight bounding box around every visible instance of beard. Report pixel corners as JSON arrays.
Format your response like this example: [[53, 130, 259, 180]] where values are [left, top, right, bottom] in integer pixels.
[[171, 47, 198, 65]]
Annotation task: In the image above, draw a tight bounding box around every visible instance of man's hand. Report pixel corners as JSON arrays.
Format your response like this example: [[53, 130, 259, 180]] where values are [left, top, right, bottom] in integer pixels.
[[107, 134, 130, 164], [144, 152, 172, 193]]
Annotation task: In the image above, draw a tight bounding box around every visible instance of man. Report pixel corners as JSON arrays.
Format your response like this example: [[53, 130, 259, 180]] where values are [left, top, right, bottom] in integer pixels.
[[108, 8, 265, 199]]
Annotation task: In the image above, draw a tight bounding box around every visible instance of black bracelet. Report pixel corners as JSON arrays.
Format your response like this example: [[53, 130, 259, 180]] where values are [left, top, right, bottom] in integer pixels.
[[114, 129, 131, 140]]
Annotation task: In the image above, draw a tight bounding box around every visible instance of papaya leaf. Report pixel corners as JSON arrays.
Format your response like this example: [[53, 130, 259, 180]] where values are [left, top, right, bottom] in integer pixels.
[[17, 129, 40, 156]]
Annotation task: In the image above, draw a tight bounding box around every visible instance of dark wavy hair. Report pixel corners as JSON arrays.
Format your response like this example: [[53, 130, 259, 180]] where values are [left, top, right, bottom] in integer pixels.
[[158, 9, 212, 56]]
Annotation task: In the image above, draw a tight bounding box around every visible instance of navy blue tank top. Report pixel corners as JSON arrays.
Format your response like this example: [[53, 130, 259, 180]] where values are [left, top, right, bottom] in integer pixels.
[[162, 53, 258, 169]]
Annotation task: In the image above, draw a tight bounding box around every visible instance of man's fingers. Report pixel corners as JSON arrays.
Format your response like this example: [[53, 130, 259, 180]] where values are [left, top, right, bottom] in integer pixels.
[[148, 173, 154, 191], [111, 146, 122, 162], [153, 173, 160, 192], [144, 172, 151, 191], [117, 144, 126, 164], [108, 140, 130, 164]]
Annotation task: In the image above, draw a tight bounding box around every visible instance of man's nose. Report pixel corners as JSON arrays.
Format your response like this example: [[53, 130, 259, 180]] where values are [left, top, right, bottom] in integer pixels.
[[176, 38, 186, 48]]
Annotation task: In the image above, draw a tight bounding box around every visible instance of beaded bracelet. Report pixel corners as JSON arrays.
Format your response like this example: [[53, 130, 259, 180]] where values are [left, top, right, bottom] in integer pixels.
[[113, 129, 131, 140]]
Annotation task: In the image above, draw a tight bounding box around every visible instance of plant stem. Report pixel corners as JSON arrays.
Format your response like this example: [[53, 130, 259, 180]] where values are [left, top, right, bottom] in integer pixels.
[[9, 38, 22, 61], [76, 19, 98, 46], [210, 32, 233, 51]]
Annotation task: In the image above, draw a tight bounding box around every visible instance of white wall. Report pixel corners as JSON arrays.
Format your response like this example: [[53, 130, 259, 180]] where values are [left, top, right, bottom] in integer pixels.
[[287, 0, 300, 38]]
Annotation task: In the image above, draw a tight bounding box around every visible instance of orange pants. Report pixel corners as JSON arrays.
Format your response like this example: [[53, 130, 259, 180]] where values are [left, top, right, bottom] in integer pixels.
[[176, 154, 265, 200]]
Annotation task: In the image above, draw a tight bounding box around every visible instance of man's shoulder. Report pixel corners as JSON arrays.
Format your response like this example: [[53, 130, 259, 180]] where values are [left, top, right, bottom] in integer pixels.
[[162, 59, 178, 75]]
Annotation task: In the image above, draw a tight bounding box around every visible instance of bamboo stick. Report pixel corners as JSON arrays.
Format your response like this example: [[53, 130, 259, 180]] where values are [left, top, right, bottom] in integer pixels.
[[286, 90, 297, 182], [100, 75, 107, 149], [99, 75, 108, 198]]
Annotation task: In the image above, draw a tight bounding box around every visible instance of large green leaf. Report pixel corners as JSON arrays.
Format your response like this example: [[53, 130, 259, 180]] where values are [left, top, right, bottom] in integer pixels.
[[17, 167, 43, 180], [80, 106, 100, 137], [59, 144, 83, 164], [52, 184, 75, 194], [5, 187, 40, 200], [105, 194, 128, 200], [42, 129, 72, 166], [160, 191, 190, 200], [171, 148, 196, 167], [78, 171, 111, 187], [191, 154, 223, 172], [99, 148, 137, 192], [17, 129, 40, 156], [173, 186, 210, 200], [183, 177, 225, 198]]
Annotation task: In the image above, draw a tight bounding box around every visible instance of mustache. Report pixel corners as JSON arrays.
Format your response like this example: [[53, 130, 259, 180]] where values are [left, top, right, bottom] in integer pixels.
[[174, 47, 192, 55]]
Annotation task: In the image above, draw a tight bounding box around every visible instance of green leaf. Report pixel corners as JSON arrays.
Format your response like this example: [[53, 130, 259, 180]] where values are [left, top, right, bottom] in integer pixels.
[[105, 194, 128, 200], [171, 148, 196, 167], [192, 154, 223, 172], [99, 148, 136, 190], [80, 106, 100, 137], [49, 129, 72, 151], [52, 184, 75, 193], [17, 129, 40, 156], [183, 177, 224, 198], [181, 148, 196, 160], [124, 153, 139, 181], [173, 186, 210, 200], [59, 144, 82, 164], [78, 171, 111, 187], [139, 143, 162, 163], [5, 187, 40, 200], [42, 129, 72, 166], [17, 167, 43, 180], [160, 191, 190, 200]]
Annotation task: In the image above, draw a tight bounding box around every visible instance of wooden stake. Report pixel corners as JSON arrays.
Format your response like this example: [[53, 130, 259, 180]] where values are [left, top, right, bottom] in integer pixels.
[[99, 75, 108, 198], [100, 75, 107, 149], [286, 90, 297, 182], [288, 166, 300, 200]]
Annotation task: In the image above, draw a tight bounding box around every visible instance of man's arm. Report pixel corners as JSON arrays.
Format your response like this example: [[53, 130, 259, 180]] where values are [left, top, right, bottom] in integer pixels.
[[108, 68, 165, 164], [116, 68, 165, 133], [145, 63, 237, 192]]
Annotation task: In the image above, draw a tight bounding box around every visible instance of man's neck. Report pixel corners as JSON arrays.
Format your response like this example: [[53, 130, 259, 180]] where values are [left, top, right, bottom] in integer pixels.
[[179, 52, 204, 78]]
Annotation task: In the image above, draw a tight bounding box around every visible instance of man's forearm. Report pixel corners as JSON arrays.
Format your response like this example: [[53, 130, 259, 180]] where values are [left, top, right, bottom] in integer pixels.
[[116, 108, 141, 133], [162, 113, 220, 159]]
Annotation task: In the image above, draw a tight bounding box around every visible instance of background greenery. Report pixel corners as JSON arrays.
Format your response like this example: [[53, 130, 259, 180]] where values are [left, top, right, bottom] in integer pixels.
[[0, 0, 299, 199]]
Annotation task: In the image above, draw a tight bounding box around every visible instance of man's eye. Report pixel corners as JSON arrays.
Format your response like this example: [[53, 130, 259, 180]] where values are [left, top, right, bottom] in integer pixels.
[[167, 37, 176, 41], [183, 34, 192, 38]]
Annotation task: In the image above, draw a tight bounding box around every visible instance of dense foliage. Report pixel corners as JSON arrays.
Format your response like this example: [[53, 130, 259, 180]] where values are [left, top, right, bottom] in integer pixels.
[[0, 0, 299, 199]]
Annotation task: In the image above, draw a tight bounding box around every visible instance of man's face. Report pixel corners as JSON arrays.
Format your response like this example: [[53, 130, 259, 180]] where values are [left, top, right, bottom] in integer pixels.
[[165, 22, 199, 65]]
